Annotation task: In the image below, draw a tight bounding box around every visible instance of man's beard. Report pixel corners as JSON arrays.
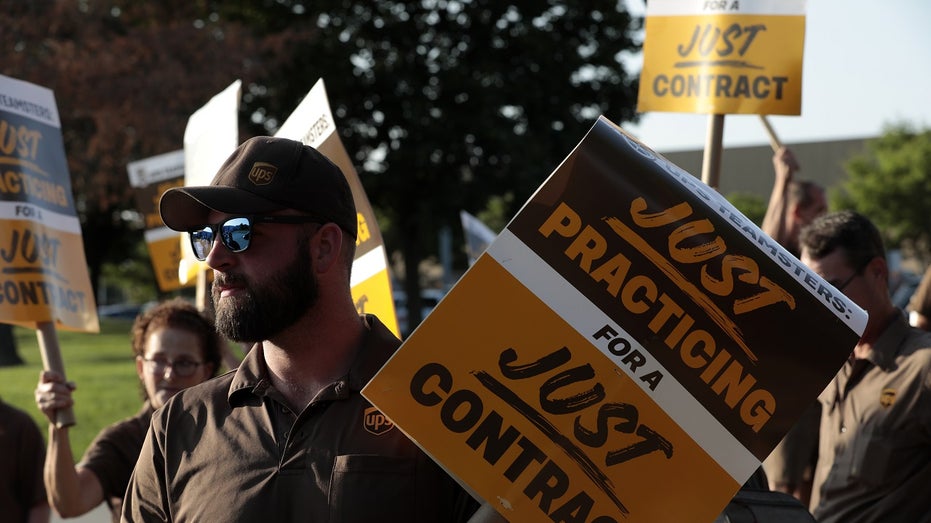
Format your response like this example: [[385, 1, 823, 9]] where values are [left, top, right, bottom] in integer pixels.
[[212, 244, 319, 342]]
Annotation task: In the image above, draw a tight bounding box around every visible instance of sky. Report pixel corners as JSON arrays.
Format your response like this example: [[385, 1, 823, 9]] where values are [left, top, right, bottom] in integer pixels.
[[621, 0, 931, 152]]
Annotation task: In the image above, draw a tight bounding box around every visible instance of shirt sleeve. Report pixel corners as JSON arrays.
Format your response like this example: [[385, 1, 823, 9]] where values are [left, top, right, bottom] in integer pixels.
[[121, 411, 171, 522], [79, 412, 148, 501]]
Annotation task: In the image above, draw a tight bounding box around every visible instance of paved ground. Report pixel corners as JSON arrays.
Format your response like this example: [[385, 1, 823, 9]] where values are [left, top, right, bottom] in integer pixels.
[[51, 504, 110, 523]]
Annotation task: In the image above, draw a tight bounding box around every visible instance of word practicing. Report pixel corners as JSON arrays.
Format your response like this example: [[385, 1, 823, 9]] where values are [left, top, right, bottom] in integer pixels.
[[538, 201, 776, 432], [0, 167, 70, 208]]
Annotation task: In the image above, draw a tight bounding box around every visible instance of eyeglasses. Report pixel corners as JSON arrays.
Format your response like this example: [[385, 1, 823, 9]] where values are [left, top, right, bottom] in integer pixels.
[[142, 357, 204, 378], [188, 215, 320, 261], [831, 261, 868, 292]]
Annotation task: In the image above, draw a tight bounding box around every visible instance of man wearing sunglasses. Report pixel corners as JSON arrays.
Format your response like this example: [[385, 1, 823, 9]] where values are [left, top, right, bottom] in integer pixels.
[[122, 137, 483, 522], [799, 210, 931, 523]]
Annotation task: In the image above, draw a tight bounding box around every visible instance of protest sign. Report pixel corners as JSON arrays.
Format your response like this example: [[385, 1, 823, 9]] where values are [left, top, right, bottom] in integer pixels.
[[0, 74, 98, 332], [460, 210, 497, 267], [364, 116, 864, 522], [276, 79, 400, 337], [638, 0, 806, 115], [178, 80, 241, 290], [127, 150, 187, 292]]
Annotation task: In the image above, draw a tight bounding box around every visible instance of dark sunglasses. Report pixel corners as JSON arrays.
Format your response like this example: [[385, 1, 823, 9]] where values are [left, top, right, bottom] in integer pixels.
[[188, 215, 320, 261]]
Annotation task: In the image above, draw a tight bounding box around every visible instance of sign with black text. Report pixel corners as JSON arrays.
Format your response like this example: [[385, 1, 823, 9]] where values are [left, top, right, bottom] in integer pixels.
[[638, 0, 806, 115], [276, 79, 400, 336], [0, 74, 98, 331], [127, 150, 188, 292], [364, 116, 863, 521]]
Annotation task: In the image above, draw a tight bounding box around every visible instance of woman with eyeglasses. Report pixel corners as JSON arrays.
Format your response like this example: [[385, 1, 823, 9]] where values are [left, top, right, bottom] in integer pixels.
[[34, 298, 222, 522]]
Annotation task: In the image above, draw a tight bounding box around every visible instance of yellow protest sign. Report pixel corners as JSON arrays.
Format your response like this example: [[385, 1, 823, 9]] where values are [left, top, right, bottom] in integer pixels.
[[276, 79, 401, 337], [0, 74, 98, 331], [364, 116, 864, 521], [638, 0, 806, 115], [127, 150, 189, 292]]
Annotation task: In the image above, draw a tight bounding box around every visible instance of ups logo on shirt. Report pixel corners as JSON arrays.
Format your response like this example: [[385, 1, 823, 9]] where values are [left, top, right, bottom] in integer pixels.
[[364, 406, 395, 435], [880, 388, 896, 408]]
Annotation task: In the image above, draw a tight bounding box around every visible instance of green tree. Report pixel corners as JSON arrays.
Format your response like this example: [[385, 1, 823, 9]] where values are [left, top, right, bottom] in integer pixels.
[[1, 1, 276, 302], [3, 1, 644, 334], [232, 1, 643, 327], [833, 123, 931, 265]]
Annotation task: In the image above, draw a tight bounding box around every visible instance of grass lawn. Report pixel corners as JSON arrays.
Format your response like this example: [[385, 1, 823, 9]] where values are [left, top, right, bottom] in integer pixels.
[[0, 319, 143, 459]]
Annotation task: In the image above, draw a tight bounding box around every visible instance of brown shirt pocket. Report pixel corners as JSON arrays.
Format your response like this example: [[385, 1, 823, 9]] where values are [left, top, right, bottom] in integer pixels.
[[329, 454, 417, 522]]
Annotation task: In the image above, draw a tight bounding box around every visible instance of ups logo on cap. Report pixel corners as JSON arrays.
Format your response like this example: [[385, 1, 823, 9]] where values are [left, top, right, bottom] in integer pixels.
[[363, 406, 395, 435], [248, 162, 277, 185]]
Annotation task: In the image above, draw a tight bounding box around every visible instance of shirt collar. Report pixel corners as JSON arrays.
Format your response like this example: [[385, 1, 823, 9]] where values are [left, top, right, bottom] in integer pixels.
[[863, 309, 909, 370], [227, 315, 401, 405]]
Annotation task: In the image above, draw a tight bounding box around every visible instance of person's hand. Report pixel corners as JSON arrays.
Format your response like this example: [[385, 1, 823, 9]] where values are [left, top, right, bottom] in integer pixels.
[[34, 370, 76, 424], [772, 147, 799, 181]]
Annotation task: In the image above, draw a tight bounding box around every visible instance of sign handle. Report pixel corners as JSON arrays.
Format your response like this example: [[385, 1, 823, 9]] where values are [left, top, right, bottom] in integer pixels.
[[701, 114, 725, 189], [36, 321, 76, 428], [196, 265, 208, 311], [759, 115, 783, 152]]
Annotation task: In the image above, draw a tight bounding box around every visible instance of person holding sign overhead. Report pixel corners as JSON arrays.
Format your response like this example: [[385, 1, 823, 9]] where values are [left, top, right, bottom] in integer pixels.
[[800, 211, 931, 522], [35, 299, 221, 522], [123, 137, 482, 521], [760, 146, 827, 505], [761, 146, 827, 258]]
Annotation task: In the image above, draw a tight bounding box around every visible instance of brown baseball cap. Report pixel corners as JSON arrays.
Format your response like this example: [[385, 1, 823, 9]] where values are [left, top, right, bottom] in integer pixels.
[[159, 136, 357, 239]]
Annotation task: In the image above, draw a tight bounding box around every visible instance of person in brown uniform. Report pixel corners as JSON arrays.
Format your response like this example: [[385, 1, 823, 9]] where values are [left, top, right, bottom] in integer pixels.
[[123, 137, 482, 522], [761, 146, 827, 258], [907, 266, 931, 331], [760, 147, 827, 505], [35, 299, 221, 522], [0, 398, 49, 523], [799, 210, 931, 522]]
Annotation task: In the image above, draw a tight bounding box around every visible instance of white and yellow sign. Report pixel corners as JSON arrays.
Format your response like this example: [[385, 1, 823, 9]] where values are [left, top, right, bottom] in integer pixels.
[[127, 150, 188, 292], [0, 74, 99, 331], [364, 116, 863, 521], [638, 0, 806, 115], [277, 79, 400, 337], [177, 80, 242, 286]]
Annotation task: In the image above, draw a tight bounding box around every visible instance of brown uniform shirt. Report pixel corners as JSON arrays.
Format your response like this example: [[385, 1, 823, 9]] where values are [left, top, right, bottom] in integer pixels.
[[122, 315, 478, 522], [0, 399, 47, 523], [79, 402, 153, 523], [811, 312, 931, 522]]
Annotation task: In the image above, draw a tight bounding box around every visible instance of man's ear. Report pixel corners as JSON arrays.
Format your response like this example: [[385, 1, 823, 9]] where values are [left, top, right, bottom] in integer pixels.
[[312, 223, 343, 272], [866, 256, 888, 282]]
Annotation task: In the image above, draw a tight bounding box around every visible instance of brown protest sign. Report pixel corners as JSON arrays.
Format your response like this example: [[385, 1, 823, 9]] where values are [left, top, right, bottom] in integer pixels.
[[364, 116, 863, 521]]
